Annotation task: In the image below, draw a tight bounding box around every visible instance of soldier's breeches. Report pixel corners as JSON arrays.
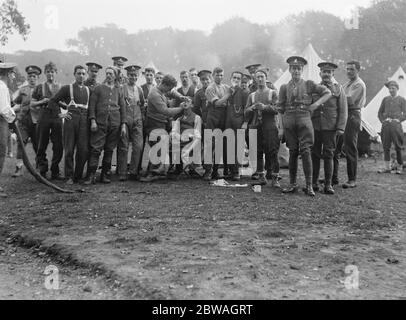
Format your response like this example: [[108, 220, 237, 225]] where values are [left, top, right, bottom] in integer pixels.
[[89, 124, 119, 173], [284, 112, 314, 184], [63, 110, 89, 180], [381, 122, 404, 164], [343, 111, 361, 182], [117, 119, 144, 175], [36, 114, 63, 176]]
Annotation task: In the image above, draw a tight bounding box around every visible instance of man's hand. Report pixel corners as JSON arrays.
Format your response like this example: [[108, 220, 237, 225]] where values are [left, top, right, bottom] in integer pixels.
[[256, 103, 265, 111], [121, 124, 127, 138], [41, 98, 50, 105], [241, 122, 248, 130], [278, 129, 285, 141], [307, 103, 320, 113], [336, 129, 344, 136], [58, 112, 72, 121], [13, 105, 21, 113], [90, 119, 98, 133]]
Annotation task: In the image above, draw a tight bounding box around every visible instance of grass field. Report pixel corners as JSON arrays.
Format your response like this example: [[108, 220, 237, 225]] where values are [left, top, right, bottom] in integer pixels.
[[0, 145, 405, 299]]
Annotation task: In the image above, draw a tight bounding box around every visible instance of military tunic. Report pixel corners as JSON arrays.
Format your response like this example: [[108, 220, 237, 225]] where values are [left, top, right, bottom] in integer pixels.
[[311, 81, 348, 186]]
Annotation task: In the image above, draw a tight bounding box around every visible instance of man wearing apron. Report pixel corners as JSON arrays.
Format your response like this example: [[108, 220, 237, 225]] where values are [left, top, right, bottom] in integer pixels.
[[279, 56, 331, 197], [12, 65, 42, 178], [117, 65, 145, 181], [49, 65, 90, 185]]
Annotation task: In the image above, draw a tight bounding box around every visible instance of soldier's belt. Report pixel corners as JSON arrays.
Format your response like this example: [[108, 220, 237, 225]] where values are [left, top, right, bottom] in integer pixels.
[[69, 104, 88, 110], [285, 105, 308, 111]]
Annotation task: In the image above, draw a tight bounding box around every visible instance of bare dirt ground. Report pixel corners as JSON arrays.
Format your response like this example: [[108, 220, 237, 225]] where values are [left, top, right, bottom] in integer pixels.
[[0, 147, 405, 300]]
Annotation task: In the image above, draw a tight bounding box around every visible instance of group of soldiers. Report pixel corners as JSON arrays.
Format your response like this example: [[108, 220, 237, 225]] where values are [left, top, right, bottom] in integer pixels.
[[1, 53, 404, 199]]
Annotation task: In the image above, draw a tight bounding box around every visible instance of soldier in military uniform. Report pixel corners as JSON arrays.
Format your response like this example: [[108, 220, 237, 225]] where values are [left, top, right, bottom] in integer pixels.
[[279, 56, 331, 197], [12, 65, 42, 178], [246, 64, 262, 93], [117, 65, 146, 181], [84, 62, 102, 92], [84, 67, 127, 184], [377, 80, 406, 175], [112, 56, 128, 85], [31, 62, 63, 180], [311, 62, 348, 195]]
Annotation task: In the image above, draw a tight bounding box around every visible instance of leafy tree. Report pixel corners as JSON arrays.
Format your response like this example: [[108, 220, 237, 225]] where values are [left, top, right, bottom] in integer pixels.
[[0, 0, 30, 45]]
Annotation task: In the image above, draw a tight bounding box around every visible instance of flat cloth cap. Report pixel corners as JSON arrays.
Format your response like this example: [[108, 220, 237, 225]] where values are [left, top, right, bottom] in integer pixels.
[[318, 62, 338, 71], [287, 56, 308, 66], [385, 80, 399, 89], [197, 70, 212, 78], [86, 62, 103, 70], [25, 65, 42, 75]]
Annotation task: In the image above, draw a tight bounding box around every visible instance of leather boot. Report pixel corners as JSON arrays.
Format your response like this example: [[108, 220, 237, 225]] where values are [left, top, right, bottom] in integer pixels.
[[84, 172, 96, 185], [283, 153, 299, 194], [100, 171, 111, 184], [324, 158, 335, 194], [304, 183, 316, 197]]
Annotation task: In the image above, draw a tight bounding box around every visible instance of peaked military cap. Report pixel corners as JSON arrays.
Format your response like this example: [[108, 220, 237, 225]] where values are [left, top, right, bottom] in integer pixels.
[[318, 62, 338, 71], [245, 64, 262, 71], [125, 65, 141, 72], [86, 62, 103, 70], [25, 65, 42, 75], [287, 56, 308, 66], [112, 56, 128, 65], [197, 70, 212, 78]]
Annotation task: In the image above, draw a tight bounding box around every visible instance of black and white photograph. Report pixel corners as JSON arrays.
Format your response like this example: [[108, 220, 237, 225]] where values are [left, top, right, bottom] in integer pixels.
[[0, 0, 405, 305]]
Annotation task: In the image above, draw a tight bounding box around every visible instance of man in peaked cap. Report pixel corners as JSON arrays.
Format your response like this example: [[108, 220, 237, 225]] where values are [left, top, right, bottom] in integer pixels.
[[0, 62, 17, 198], [311, 62, 348, 195], [117, 64, 146, 181], [246, 64, 262, 93], [11, 65, 42, 178], [85, 62, 102, 92], [279, 56, 332, 197], [112, 56, 128, 85], [377, 80, 406, 175]]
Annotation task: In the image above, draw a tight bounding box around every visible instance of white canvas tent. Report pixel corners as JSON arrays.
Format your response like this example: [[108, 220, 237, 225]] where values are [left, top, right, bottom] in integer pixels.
[[274, 43, 324, 167], [362, 66, 406, 137]]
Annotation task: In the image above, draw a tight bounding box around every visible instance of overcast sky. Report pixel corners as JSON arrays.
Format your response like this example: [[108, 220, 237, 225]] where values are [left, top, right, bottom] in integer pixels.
[[2, 0, 372, 53]]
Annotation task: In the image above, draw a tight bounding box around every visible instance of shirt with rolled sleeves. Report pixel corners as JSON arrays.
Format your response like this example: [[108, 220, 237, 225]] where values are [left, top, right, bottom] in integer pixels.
[[343, 77, 366, 111], [88, 84, 126, 127], [312, 81, 348, 131], [0, 80, 15, 123], [13, 85, 37, 122], [122, 83, 145, 122], [378, 95, 406, 123], [205, 83, 230, 108], [278, 79, 330, 114]]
